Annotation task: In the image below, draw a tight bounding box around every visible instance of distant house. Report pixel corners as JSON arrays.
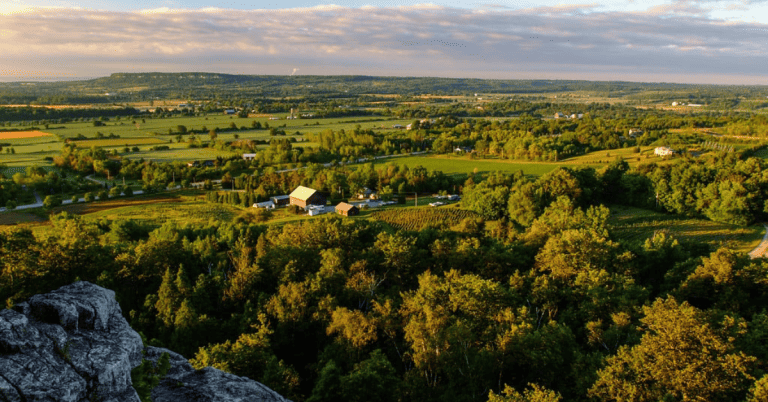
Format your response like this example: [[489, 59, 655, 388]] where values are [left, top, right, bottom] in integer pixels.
[[271, 195, 290, 206], [654, 146, 675, 157], [392, 124, 404, 129], [224, 109, 237, 115], [335, 202, 359, 217], [253, 201, 275, 209], [357, 187, 374, 199], [201, 160, 215, 167], [290, 186, 326, 209], [629, 129, 643, 137], [187, 161, 200, 167], [554, 112, 565, 119], [242, 153, 257, 161]]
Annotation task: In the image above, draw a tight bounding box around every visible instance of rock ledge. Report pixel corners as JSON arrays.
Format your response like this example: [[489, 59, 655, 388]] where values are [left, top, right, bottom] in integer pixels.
[[0, 281, 290, 402]]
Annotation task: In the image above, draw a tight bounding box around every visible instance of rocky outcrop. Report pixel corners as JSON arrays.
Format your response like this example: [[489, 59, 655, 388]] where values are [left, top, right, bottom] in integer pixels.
[[0, 282, 290, 402]]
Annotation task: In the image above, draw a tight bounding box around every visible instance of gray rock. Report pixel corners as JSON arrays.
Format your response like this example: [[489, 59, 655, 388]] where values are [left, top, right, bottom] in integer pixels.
[[0, 282, 290, 402], [144, 346, 291, 402]]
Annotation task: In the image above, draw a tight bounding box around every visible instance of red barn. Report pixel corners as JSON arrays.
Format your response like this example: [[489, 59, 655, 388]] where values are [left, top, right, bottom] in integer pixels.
[[290, 186, 326, 209]]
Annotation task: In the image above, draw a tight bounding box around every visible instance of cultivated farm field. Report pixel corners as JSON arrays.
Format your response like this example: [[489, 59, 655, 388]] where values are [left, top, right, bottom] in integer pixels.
[[1, 114, 414, 170], [0, 130, 53, 139]]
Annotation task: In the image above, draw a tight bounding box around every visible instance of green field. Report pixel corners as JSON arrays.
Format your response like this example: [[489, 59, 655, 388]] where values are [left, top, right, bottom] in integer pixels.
[[372, 155, 561, 177], [1, 114, 414, 171], [608, 204, 764, 254]]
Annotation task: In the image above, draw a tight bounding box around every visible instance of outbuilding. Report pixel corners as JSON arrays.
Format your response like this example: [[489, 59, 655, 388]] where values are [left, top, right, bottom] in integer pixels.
[[253, 201, 275, 209], [271, 195, 291, 206], [335, 202, 359, 217]]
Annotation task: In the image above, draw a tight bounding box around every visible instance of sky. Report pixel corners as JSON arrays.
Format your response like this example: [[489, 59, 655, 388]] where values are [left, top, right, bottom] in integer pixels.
[[1, 0, 768, 84]]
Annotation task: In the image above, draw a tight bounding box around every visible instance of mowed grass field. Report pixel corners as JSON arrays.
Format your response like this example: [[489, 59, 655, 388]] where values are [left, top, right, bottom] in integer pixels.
[[608, 204, 764, 254], [0, 192, 243, 236]]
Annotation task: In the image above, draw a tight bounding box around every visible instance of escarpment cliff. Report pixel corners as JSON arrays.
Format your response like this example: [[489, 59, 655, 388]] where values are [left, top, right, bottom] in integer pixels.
[[0, 281, 289, 402]]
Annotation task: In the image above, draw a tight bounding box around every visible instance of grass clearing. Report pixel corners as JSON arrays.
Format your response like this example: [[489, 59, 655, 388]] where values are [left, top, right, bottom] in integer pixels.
[[372, 154, 560, 177], [608, 204, 764, 254], [80, 196, 239, 228]]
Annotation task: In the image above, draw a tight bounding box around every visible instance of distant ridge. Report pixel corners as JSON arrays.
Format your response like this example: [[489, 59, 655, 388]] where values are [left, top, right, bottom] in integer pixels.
[[0, 72, 765, 103]]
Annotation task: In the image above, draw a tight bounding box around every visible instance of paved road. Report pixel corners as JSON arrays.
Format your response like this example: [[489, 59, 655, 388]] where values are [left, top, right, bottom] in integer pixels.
[[748, 224, 768, 259], [0, 189, 146, 213]]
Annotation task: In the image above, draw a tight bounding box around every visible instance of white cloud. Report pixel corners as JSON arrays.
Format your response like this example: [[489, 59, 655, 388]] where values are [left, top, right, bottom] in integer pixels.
[[0, 4, 767, 83]]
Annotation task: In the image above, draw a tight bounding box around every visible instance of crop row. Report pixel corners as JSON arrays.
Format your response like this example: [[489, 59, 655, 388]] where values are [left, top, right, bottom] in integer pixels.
[[371, 207, 478, 231]]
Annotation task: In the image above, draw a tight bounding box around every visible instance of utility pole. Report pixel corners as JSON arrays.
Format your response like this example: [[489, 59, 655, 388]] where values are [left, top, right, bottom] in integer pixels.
[[415, 192, 418, 207]]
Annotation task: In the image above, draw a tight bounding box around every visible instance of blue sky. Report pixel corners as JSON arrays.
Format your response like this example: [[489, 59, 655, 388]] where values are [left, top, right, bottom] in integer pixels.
[[1, 0, 768, 84]]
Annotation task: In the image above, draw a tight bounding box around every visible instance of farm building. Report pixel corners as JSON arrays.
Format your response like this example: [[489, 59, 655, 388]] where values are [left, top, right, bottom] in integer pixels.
[[242, 153, 257, 161], [654, 146, 675, 157], [253, 201, 275, 209], [271, 195, 290, 206], [290, 186, 326, 209], [307, 205, 333, 216], [357, 187, 375, 199], [336, 202, 359, 217]]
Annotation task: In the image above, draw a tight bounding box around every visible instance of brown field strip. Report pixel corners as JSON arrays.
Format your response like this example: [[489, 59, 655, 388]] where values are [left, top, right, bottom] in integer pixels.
[[0, 131, 53, 139], [0, 211, 46, 226]]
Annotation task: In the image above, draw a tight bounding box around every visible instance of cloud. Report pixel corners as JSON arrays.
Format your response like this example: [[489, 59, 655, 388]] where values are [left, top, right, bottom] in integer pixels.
[[0, 4, 767, 83]]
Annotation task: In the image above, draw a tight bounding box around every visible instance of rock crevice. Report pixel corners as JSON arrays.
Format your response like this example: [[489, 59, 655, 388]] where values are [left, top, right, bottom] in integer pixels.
[[0, 281, 290, 402]]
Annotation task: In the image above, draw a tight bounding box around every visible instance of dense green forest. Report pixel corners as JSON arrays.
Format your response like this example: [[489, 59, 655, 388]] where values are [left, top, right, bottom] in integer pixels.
[[3, 155, 768, 401]]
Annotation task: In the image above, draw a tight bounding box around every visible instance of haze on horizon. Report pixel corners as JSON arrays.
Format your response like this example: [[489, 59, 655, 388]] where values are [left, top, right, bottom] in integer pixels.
[[1, 0, 767, 85]]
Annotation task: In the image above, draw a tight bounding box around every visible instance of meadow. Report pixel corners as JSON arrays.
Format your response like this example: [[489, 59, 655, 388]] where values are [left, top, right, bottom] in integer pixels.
[[607, 204, 764, 254], [372, 154, 561, 178]]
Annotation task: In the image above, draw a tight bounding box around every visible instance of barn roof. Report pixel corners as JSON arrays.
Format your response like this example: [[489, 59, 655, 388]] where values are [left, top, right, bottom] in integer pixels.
[[336, 202, 357, 212], [290, 186, 318, 201]]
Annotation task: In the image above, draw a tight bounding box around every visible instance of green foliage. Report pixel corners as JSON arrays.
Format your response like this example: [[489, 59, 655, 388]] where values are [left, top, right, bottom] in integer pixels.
[[590, 297, 755, 402], [488, 384, 562, 402], [370, 208, 479, 231], [42, 195, 62, 209], [131, 352, 171, 402]]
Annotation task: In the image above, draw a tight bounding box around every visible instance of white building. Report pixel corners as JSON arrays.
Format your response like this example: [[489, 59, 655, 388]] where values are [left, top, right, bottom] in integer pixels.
[[654, 146, 675, 157]]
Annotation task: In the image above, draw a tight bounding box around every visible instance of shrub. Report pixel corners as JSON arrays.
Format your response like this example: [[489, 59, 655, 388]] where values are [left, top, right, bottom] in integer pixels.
[[5, 200, 16, 210], [71, 195, 79, 203], [97, 190, 108, 200], [43, 195, 62, 209], [84, 192, 94, 202], [109, 186, 122, 197]]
